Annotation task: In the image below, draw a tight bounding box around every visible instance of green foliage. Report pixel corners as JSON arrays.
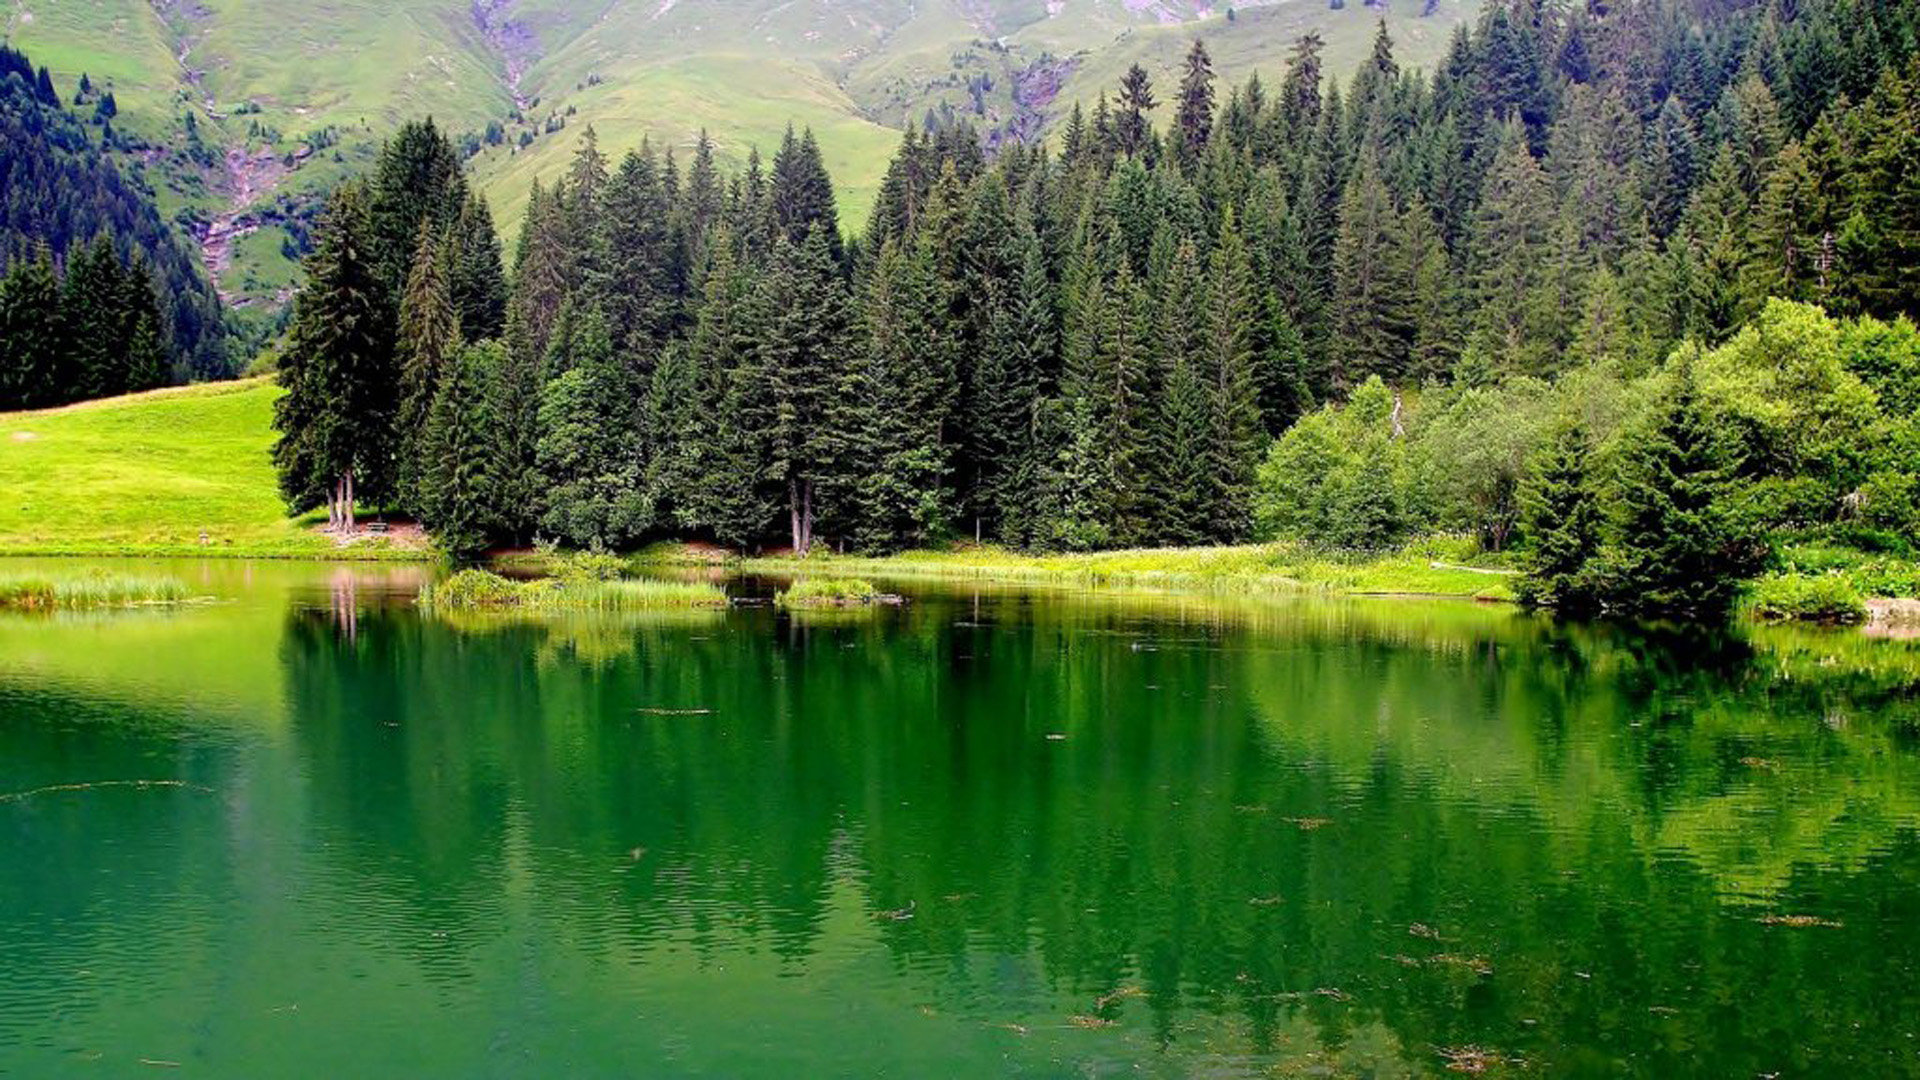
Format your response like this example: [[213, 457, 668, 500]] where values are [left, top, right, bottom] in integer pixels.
[[1743, 572, 1868, 623], [774, 577, 881, 608]]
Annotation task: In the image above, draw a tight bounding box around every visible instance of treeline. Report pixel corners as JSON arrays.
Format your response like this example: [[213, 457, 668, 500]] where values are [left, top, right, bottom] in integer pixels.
[[0, 45, 229, 388], [0, 237, 174, 408], [274, 0, 1920, 587]]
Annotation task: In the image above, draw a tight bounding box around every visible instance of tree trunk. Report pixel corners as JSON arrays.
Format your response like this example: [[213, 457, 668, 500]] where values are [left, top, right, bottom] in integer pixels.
[[789, 478, 803, 554], [343, 469, 356, 534]]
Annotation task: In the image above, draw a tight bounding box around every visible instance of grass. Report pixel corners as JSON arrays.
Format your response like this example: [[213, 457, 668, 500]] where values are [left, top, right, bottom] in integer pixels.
[[0, 569, 192, 610], [0, 379, 424, 560], [419, 568, 728, 612], [774, 577, 882, 608], [737, 537, 1521, 602]]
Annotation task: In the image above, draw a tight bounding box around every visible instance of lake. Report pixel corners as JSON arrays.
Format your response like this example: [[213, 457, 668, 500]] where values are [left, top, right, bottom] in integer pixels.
[[2, 559, 1918, 1077]]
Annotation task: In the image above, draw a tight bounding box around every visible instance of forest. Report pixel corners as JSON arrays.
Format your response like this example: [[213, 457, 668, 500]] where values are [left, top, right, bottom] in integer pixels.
[[0, 45, 230, 395], [4, 0, 1915, 619]]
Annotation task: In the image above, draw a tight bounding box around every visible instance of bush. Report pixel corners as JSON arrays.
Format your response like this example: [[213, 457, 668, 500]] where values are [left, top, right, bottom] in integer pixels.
[[775, 578, 881, 608], [1744, 572, 1868, 624]]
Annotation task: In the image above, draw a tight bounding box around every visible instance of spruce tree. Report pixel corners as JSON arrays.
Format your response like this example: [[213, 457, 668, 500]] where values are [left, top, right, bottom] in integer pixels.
[[119, 252, 171, 393], [272, 184, 397, 532], [447, 194, 508, 341], [419, 341, 499, 560], [1117, 65, 1155, 158], [761, 225, 850, 554], [394, 223, 461, 517], [1330, 157, 1413, 387], [1174, 40, 1216, 171], [1604, 358, 1761, 618], [1202, 216, 1266, 542], [0, 247, 64, 410], [367, 118, 468, 295], [1516, 418, 1602, 611], [61, 235, 126, 402], [535, 307, 648, 548]]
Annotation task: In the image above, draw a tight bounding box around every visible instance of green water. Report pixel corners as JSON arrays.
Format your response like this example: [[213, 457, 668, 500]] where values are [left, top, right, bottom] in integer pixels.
[[3, 560, 1919, 1078]]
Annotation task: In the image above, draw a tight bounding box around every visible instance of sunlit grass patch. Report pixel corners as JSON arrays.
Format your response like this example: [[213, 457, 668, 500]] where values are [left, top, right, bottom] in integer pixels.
[[419, 569, 728, 612], [0, 570, 192, 610], [774, 577, 884, 609]]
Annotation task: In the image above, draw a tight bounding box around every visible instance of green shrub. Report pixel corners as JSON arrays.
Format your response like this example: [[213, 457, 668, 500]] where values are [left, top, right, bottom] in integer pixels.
[[553, 551, 628, 582], [775, 578, 881, 608], [1744, 572, 1868, 624]]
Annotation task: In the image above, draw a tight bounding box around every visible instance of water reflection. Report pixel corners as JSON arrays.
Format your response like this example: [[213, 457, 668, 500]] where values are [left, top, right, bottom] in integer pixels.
[[2, 571, 1918, 1076]]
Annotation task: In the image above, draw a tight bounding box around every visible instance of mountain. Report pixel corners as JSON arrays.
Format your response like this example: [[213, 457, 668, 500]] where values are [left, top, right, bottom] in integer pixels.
[[4, 0, 1479, 323], [0, 44, 229, 379]]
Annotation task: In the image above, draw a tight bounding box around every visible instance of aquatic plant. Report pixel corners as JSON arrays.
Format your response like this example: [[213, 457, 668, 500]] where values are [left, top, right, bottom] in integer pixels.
[[418, 568, 727, 611], [0, 570, 191, 610], [774, 578, 885, 609]]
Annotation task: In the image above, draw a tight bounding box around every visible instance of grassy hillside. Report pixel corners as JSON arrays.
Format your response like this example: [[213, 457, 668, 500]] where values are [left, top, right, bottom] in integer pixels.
[[0, 380, 413, 558], [7, 0, 1479, 317]]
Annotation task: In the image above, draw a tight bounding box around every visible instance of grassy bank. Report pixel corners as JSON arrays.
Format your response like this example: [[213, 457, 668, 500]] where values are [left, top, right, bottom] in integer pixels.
[[701, 537, 1523, 601], [0, 380, 426, 560]]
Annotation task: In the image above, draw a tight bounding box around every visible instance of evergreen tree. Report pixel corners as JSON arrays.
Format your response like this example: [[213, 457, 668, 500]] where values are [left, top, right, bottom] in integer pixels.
[[1117, 64, 1156, 158], [1202, 216, 1267, 541], [118, 252, 172, 393], [1469, 120, 1558, 375], [1330, 157, 1413, 387], [418, 341, 500, 559], [535, 307, 649, 548], [60, 235, 127, 401], [0, 247, 64, 410], [1604, 358, 1762, 617], [1517, 418, 1602, 611], [770, 127, 843, 264], [272, 184, 397, 532], [760, 225, 850, 554], [1174, 41, 1217, 171], [394, 223, 461, 516], [367, 118, 468, 295], [447, 194, 508, 341]]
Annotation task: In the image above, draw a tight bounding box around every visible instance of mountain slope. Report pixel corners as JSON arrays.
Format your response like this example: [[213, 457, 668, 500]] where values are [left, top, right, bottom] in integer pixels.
[[6, 0, 1478, 318]]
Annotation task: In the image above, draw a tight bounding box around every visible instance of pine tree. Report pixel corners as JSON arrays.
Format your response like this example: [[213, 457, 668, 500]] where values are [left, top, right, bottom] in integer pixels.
[[1174, 40, 1216, 171], [485, 308, 546, 543], [367, 118, 468, 296], [508, 179, 573, 359], [61, 235, 127, 401], [770, 127, 843, 265], [761, 225, 850, 554], [0, 247, 65, 410], [1604, 357, 1762, 618], [1117, 64, 1156, 158], [1516, 419, 1602, 611], [394, 222, 462, 517], [272, 184, 397, 532], [418, 341, 499, 559], [1202, 215, 1266, 541], [1330, 157, 1413, 387], [447, 194, 508, 341], [535, 307, 649, 548]]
